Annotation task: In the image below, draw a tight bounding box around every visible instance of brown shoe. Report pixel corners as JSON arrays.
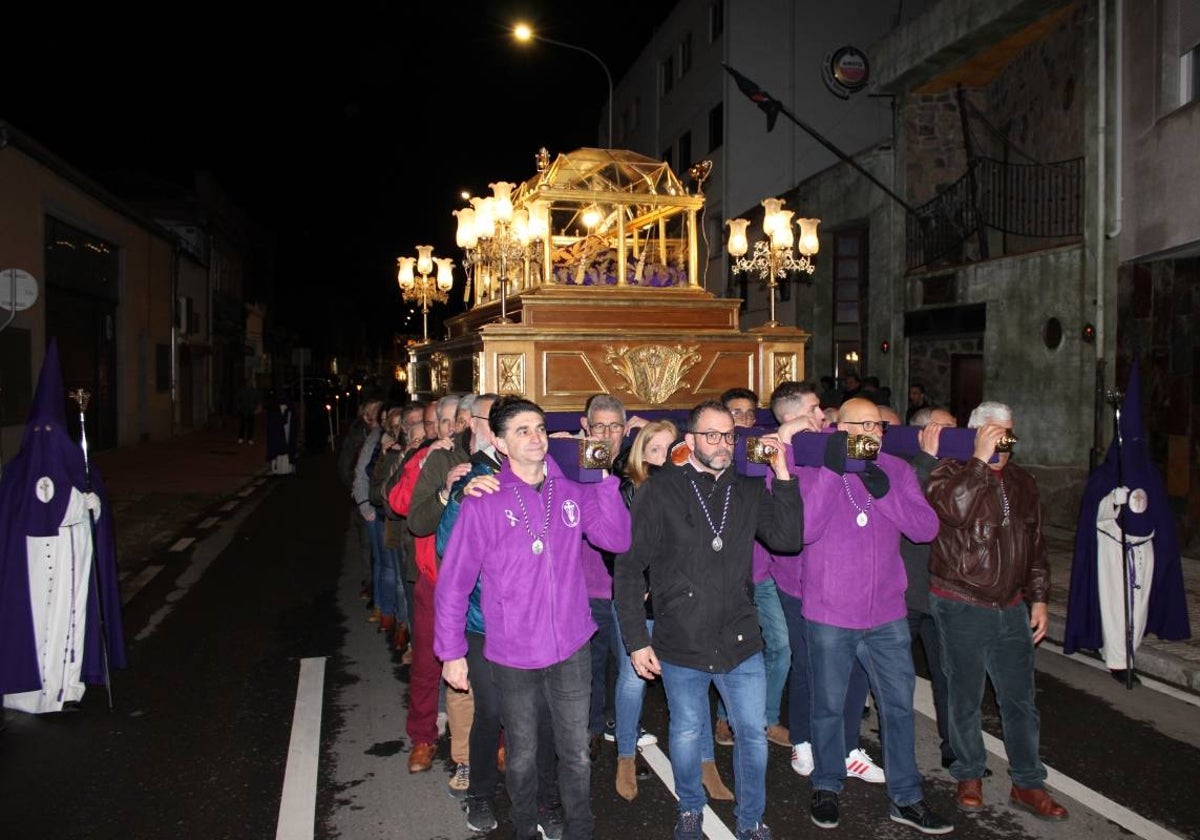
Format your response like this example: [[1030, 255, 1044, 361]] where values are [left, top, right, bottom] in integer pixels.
[[379, 614, 396, 634], [408, 741, 437, 773], [367, 607, 381, 624], [615, 756, 638, 801], [714, 718, 734, 747], [765, 723, 790, 747], [392, 621, 409, 652], [702, 760, 734, 801], [956, 778, 984, 812], [1010, 785, 1068, 820]]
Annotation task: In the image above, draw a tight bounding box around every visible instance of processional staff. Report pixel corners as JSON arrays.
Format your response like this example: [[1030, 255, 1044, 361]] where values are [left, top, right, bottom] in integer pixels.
[[67, 387, 114, 710]]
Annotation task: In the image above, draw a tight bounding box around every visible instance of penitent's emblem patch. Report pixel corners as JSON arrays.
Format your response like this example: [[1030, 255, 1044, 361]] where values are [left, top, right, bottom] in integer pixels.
[[561, 499, 580, 528], [35, 476, 54, 503]]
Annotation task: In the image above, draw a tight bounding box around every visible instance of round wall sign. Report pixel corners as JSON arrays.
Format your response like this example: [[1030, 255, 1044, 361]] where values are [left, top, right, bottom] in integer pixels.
[[830, 47, 869, 92], [0, 268, 39, 311]]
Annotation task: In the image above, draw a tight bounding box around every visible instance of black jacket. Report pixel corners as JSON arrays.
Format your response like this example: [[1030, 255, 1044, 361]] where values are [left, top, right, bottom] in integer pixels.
[[615, 462, 802, 672]]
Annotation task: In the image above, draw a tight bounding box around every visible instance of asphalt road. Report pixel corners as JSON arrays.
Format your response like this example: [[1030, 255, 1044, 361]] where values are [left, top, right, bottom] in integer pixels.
[[2, 452, 1197, 840]]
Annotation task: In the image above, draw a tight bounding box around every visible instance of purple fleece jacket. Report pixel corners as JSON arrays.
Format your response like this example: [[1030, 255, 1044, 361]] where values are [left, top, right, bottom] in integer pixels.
[[794, 452, 939, 630], [435, 457, 631, 669]]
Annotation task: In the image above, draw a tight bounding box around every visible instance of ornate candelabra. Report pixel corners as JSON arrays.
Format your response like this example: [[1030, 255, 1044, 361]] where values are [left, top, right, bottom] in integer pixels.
[[454, 181, 550, 324], [726, 198, 820, 329], [397, 245, 454, 343]]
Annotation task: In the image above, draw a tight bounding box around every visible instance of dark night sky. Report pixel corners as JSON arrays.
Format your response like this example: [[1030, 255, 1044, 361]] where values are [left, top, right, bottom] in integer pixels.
[[5, 1, 677, 359]]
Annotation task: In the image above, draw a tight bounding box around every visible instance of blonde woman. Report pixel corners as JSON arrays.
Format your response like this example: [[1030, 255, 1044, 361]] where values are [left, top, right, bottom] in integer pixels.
[[612, 420, 732, 802]]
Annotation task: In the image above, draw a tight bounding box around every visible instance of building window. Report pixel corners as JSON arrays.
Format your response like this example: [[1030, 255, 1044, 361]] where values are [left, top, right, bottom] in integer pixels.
[[709, 0, 724, 42], [708, 102, 724, 151], [680, 32, 693, 75], [661, 54, 675, 95], [678, 131, 692, 171], [834, 229, 868, 326], [1182, 44, 1199, 106]]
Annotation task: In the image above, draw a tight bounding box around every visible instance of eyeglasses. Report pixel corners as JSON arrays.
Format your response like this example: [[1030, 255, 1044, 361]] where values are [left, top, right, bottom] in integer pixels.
[[696, 430, 738, 445], [840, 420, 890, 433], [588, 422, 625, 435], [471, 415, 489, 421]]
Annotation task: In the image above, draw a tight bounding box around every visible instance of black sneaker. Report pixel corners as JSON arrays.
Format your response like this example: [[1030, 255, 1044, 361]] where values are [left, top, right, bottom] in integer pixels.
[[537, 804, 564, 840], [465, 796, 497, 833], [890, 800, 954, 835], [811, 790, 840, 829]]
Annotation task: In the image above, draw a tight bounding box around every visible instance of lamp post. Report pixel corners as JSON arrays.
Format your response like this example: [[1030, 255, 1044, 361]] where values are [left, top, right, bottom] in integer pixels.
[[726, 198, 820, 329], [397, 245, 455, 343], [455, 182, 550, 324], [514, 23, 613, 148]]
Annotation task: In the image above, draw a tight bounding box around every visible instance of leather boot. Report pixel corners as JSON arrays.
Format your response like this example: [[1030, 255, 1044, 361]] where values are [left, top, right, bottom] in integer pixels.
[[392, 621, 409, 652], [1010, 785, 1068, 820], [615, 757, 638, 801], [702, 760, 734, 801]]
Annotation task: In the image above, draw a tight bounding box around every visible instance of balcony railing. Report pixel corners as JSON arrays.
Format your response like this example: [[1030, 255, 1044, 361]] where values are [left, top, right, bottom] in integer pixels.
[[906, 156, 1082, 270]]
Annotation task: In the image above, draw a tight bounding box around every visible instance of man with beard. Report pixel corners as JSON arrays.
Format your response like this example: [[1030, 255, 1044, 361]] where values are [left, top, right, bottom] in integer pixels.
[[615, 400, 802, 840]]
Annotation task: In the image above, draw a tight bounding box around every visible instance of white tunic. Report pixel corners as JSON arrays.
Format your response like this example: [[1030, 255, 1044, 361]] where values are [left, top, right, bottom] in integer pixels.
[[3, 486, 99, 714], [1095, 486, 1155, 671]]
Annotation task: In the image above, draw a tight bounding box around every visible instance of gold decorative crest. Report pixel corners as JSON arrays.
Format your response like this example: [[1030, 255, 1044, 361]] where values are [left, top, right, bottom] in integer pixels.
[[430, 352, 451, 394], [773, 353, 798, 388], [604, 343, 701, 405], [498, 354, 525, 394]]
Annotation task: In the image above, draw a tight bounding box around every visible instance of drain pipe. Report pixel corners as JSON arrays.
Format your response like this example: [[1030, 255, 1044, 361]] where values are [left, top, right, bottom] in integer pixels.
[[1092, 0, 1110, 467], [1106, 0, 1124, 242]]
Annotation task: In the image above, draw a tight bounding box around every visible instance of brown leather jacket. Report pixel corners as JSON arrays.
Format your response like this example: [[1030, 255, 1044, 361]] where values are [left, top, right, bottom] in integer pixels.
[[926, 458, 1049, 607]]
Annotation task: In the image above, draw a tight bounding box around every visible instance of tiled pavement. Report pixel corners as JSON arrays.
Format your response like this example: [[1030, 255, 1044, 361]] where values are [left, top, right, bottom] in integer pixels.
[[89, 425, 1200, 694]]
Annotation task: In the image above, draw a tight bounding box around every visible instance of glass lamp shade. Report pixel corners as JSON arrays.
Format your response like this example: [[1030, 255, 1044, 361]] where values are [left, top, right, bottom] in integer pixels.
[[527, 200, 550, 240], [797, 218, 821, 256], [454, 207, 478, 249], [434, 258, 455, 292], [471, 196, 496, 239], [489, 181, 515, 224], [416, 245, 434, 276], [769, 210, 795, 249], [512, 208, 531, 245], [761, 198, 786, 235], [397, 257, 416, 290], [581, 204, 602, 229], [726, 218, 750, 257]]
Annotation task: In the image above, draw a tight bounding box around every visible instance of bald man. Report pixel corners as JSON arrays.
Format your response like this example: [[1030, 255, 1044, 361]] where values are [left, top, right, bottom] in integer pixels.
[[797, 398, 952, 835]]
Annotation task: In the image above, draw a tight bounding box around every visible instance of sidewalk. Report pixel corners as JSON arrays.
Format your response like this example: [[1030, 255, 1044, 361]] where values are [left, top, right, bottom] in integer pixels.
[[88, 428, 1200, 694]]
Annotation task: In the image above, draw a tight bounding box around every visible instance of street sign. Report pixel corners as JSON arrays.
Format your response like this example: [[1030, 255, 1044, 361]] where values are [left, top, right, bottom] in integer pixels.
[[0, 268, 39, 312]]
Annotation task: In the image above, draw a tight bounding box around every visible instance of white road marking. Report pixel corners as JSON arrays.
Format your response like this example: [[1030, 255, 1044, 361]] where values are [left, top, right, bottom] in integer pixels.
[[120, 565, 162, 605], [276, 657, 326, 840], [1041, 640, 1200, 707], [912, 677, 1184, 840], [220, 501, 239, 512], [168, 537, 195, 552], [237, 486, 255, 497], [638, 743, 737, 840], [198, 516, 220, 529]]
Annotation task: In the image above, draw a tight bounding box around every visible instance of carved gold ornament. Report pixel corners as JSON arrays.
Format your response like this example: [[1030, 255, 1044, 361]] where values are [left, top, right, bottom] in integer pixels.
[[773, 353, 797, 388], [499, 354, 525, 394], [431, 353, 451, 394], [604, 344, 701, 405]]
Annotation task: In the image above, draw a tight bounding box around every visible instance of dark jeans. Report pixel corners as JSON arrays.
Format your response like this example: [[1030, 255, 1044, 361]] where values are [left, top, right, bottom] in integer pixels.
[[467, 631, 560, 807], [588, 597, 616, 735], [492, 643, 593, 839], [777, 588, 870, 749], [907, 608, 953, 764], [930, 594, 1047, 788]]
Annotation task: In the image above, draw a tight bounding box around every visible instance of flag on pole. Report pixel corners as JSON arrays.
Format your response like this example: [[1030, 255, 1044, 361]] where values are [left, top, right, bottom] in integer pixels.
[[722, 63, 783, 132]]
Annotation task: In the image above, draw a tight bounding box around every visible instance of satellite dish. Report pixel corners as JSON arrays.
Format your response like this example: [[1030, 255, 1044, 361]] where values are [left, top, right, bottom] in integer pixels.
[[0, 268, 39, 311]]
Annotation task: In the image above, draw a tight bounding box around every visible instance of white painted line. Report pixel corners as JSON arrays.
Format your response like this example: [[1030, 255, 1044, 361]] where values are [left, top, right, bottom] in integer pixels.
[[168, 537, 195, 552], [220, 501, 238, 512], [237, 486, 255, 497], [198, 516, 220, 529], [275, 657, 326, 840], [639, 743, 737, 840], [912, 677, 1184, 840], [1040, 640, 1200, 707], [120, 565, 162, 605]]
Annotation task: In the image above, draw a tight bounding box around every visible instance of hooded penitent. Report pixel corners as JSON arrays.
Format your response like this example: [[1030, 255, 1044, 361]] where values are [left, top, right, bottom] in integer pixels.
[[1064, 359, 1191, 655]]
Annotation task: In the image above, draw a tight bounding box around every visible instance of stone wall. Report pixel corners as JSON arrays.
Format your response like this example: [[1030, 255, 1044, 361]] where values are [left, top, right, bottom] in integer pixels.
[[907, 336, 984, 412]]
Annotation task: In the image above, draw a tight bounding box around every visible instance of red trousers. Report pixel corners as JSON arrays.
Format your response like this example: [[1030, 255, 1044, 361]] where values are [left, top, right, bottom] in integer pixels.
[[406, 574, 440, 746]]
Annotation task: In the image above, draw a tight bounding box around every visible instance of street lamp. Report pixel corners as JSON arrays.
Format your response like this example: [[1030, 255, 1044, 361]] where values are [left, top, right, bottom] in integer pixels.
[[455, 182, 550, 324], [397, 245, 455, 342], [513, 22, 613, 148], [726, 198, 820, 329]]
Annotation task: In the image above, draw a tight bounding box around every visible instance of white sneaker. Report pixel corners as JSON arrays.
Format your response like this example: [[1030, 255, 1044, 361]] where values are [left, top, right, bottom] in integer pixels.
[[603, 726, 657, 746], [436, 710, 448, 737], [845, 748, 885, 783], [790, 742, 814, 776]]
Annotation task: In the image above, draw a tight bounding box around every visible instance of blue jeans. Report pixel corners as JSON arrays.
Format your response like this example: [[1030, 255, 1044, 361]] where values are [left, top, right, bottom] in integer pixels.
[[588, 597, 617, 735], [369, 515, 400, 618], [716, 578, 791, 728], [492, 643, 593, 839], [908, 608, 953, 765], [610, 606, 715, 761], [777, 588, 870, 748], [930, 594, 1047, 788], [806, 617, 924, 806], [660, 653, 767, 832]]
